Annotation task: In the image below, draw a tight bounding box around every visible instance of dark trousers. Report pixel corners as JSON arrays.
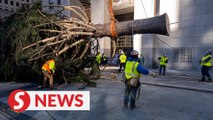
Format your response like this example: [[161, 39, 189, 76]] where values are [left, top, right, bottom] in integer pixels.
[[119, 63, 125, 72], [201, 66, 212, 80], [42, 70, 54, 89], [124, 85, 138, 107], [159, 65, 166, 75]]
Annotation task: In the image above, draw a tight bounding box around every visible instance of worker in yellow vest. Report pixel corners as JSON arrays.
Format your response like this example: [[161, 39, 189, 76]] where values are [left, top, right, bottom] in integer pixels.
[[199, 50, 212, 82], [124, 50, 156, 109], [158, 54, 168, 76], [42, 58, 56, 89], [96, 52, 101, 65], [101, 53, 107, 65], [118, 51, 127, 72]]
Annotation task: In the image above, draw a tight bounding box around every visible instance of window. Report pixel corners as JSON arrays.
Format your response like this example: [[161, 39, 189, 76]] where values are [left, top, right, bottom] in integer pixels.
[[16, 2, 19, 7], [57, 0, 61, 5], [10, 1, 14, 5], [0, 0, 2, 3], [117, 39, 125, 47], [49, 0, 54, 4], [117, 36, 133, 47], [26, 4, 29, 9], [174, 48, 192, 63], [49, 0, 54, 10], [26, 0, 29, 2], [4, 0, 8, 4]]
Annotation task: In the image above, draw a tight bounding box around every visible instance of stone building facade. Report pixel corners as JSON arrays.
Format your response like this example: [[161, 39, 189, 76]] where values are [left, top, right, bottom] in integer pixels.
[[138, 0, 213, 69]]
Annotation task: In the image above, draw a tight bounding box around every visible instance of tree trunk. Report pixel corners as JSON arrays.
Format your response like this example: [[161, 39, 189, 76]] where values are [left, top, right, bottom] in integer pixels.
[[94, 13, 170, 37]]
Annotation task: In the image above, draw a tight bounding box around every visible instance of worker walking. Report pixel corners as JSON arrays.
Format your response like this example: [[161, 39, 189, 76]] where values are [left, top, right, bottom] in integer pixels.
[[124, 50, 156, 109], [42, 58, 56, 89], [138, 54, 145, 66], [199, 50, 212, 82], [96, 52, 101, 65], [158, 54, 168, 76], [118, 51, 127, 72]]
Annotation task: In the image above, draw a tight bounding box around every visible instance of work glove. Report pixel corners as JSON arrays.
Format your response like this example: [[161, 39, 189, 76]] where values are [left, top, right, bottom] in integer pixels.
[[149, 71, 157, 78], [50, 70, 55, 75]]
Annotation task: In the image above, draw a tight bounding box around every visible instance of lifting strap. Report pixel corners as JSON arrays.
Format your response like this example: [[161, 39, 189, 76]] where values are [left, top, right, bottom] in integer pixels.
[[108, 0, 118, 38]]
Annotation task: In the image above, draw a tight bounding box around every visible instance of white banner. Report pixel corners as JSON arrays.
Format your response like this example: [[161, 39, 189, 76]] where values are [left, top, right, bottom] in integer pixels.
[[8, 90, 90, 112]]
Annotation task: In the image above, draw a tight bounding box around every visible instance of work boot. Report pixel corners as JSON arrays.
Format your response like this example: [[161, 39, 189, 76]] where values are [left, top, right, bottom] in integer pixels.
[[124, 103, 128, 109], [199, 77, 205, 82], [199, 80, 205, 82], [207, 80, 212, 83], [130, 105, 135, 110], [207, 78, 212, 83]]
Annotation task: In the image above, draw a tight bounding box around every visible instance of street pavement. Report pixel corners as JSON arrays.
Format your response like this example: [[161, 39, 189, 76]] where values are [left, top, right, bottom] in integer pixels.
[[0, 67, 213, 120], [105, 66, 213, 93]]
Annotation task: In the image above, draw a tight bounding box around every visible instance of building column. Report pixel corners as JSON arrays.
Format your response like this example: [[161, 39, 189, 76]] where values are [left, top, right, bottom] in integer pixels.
[[133, 0, 154, 67], [133, 0, 143, 56], [91, 0, 111, 57], [152, 0, 160, 68]]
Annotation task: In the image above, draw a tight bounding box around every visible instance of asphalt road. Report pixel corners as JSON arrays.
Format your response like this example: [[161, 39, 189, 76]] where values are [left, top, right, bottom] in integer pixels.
[[18, 78, 213, 120], [1, 71, 213, 120]]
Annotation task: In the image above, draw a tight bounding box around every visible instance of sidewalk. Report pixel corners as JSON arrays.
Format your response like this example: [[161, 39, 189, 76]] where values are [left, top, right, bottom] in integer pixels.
[[102, 66, 213, 93]]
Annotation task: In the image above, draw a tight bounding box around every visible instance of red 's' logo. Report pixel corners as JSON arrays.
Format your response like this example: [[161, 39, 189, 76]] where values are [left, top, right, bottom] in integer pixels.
[[8, 89, 30, 112]]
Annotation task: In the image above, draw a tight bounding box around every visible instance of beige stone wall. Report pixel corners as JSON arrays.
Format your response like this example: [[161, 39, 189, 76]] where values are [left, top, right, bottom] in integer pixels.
[[91, 0, 111, 57]]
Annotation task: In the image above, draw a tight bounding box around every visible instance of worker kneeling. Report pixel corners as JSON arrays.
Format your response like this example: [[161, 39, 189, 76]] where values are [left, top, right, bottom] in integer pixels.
[[124, 50, 156, 109], [42, 58, 56, 90]]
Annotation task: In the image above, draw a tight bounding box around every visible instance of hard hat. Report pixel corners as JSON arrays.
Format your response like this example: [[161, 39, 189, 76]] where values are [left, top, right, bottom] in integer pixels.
[[130, 50, 139, 56]]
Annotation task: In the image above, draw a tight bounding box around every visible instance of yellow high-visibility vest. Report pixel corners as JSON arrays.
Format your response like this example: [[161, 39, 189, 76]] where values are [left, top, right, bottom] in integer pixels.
[[42, 59, 56, 73], [96, 53, 101, 64], [160, 56, 168, 66], [201, 55, 212, 67], [119, 54, 127, 63], [125, 61, 141, 80], [102, 55, 106, 61]]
